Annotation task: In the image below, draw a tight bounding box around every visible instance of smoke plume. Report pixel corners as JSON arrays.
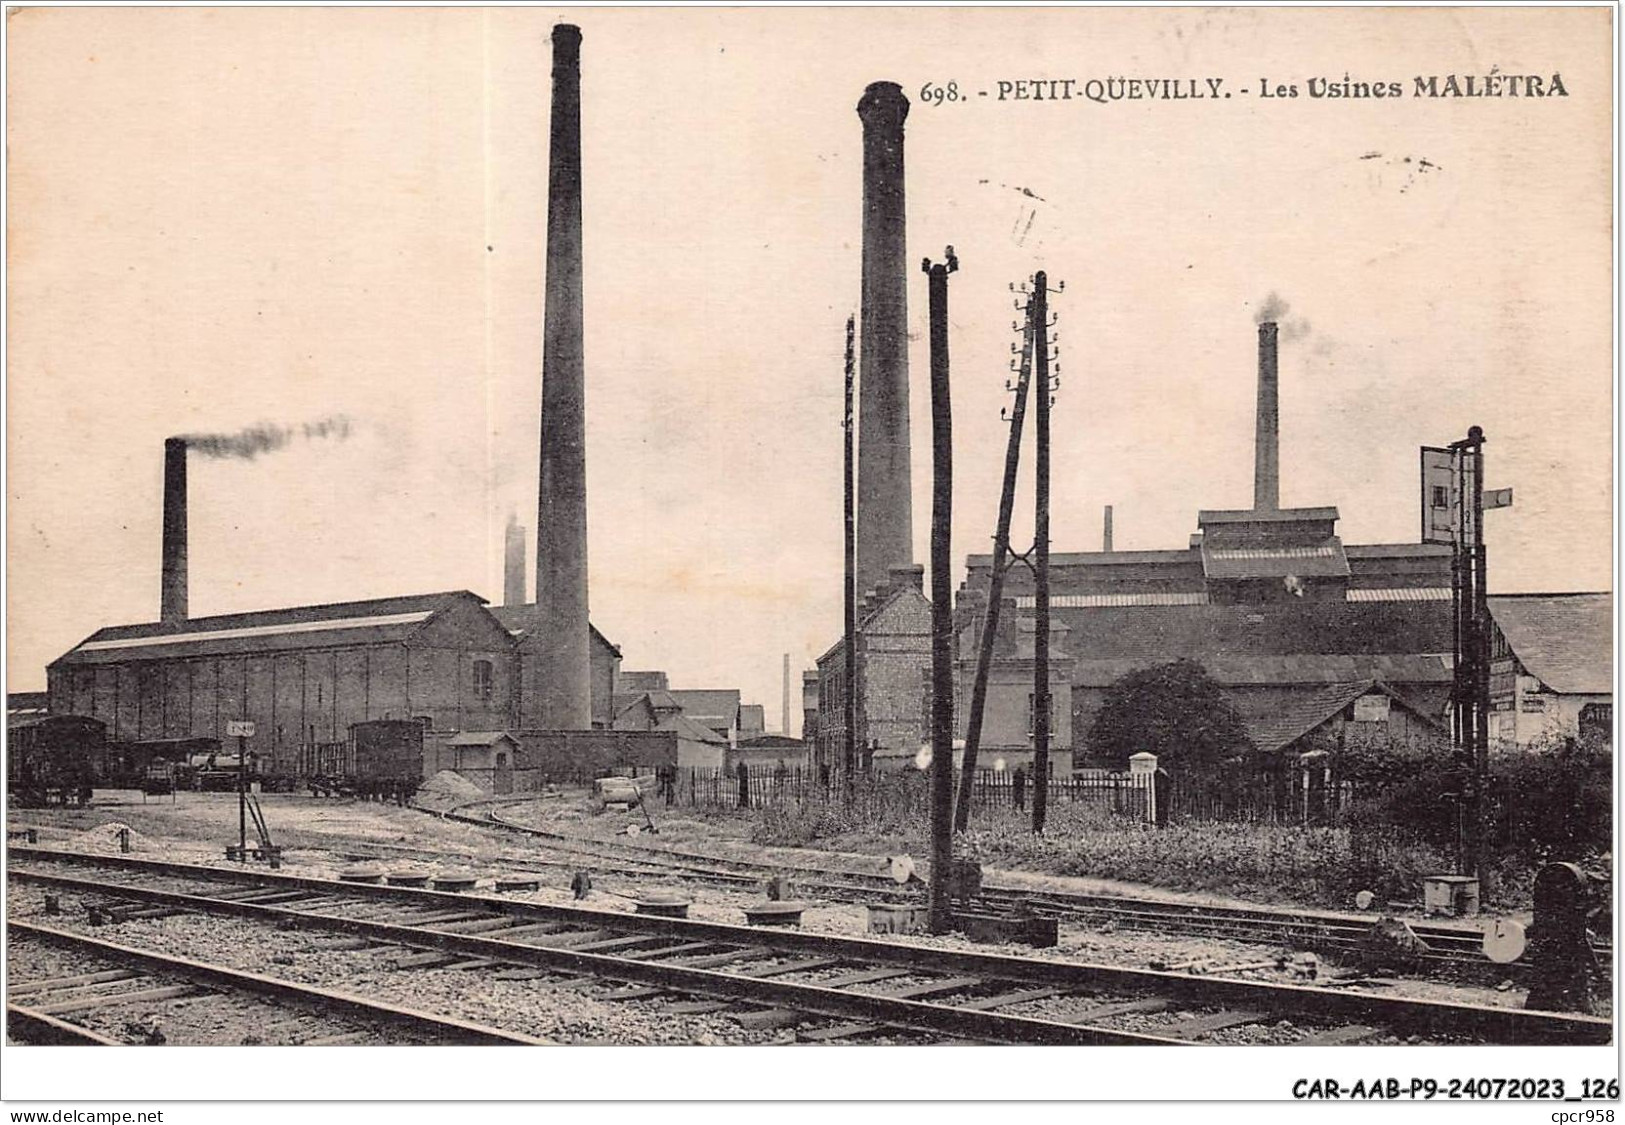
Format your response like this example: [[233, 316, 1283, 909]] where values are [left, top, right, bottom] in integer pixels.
[[1254, 292, 1291, 324], [178, 415, 354, 460]]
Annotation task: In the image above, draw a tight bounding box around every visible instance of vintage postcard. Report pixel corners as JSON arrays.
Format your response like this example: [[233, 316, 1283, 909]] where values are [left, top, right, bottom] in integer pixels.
[[2, 4, 1616, 1116]]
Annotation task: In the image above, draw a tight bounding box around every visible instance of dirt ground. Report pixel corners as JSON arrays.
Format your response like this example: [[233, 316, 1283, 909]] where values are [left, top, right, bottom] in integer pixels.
[[4, 788, 1552, 1015]]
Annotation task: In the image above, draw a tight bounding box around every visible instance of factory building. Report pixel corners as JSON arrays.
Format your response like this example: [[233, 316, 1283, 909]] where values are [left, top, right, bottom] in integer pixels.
[[961, 322, 1459, 765], [949, 608, 1075, 774], [45, 591, 626, 779], [1487, 592, 1613, 747]]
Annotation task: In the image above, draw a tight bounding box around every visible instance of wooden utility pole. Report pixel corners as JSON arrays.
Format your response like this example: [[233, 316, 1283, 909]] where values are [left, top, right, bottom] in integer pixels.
[[1031, 271, 1053, 835], [954, 299, 1036, 832], [842, 316, 858, 800], [923, 247, 958, 933]]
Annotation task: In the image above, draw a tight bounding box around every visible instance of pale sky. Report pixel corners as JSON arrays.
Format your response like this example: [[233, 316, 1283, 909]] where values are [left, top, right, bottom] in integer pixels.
[[7, 7, 1613, 731]]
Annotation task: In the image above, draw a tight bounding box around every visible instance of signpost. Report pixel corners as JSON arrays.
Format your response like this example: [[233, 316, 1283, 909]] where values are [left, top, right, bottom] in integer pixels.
[[226, 720, 255, 862]]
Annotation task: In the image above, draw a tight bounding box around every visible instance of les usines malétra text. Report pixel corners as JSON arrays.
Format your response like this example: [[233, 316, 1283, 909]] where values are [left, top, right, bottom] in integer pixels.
[[943, 73, 1570, 105]]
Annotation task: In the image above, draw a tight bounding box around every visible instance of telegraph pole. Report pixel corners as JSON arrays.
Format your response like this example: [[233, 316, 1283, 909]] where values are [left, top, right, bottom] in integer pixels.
[[842, 315, 858, 800], [954, 297, 1036, 831], [923, 247, 958, 934], [1031, 271, 1053, 835]]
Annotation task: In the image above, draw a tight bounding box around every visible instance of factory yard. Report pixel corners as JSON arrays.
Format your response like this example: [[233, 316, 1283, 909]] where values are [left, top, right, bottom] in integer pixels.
[[5, 787, 1571, 1032]]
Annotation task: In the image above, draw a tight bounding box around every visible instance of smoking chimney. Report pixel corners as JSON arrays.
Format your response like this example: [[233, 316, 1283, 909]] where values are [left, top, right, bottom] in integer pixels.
[[504, 516, 527, 607], [161, 438, 188, 624], [1103, 505, 1114, 553], [1254, 321, 1280, 512], [855, 81, 912, 597], [534, 23, 592, 728]]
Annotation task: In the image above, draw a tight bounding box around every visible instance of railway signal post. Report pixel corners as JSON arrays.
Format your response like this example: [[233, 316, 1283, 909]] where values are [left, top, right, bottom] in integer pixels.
[[227, 719, 255, 862]]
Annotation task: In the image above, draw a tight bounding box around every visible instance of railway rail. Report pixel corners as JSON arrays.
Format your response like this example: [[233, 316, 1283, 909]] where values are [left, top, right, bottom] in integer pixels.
[[7, 918, 547, 1046], [7, 847, 1611, 1046], [452, 798, 1590, 977]]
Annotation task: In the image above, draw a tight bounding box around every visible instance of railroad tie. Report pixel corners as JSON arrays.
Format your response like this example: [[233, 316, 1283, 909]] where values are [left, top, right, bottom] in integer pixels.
[[432, 916, 527, 935], [663, 1000, 736, 1015], [731, 1007, 806, 1031], [490, 921, 574, 940], [1163, 1009, 1268, 1040], [954, 986, 1069, 1011], [796, 1021, 887, 1043], [567, 934, 678, 955], [617, 941, 723, 962], [881, 976, 984, 1001], [35, 984, 200, 1017], [735, 956, 846, 979], [599, 986, 669, 1002], [8, 969, 142, 996], [1295, 1023, 1380, 1046], [6, 1004, 125, 1046], [1065, 996, 1174, 1023], [819, 966, 917, 988], [660, 948, 774, 970], [390, 951, 462, 970]]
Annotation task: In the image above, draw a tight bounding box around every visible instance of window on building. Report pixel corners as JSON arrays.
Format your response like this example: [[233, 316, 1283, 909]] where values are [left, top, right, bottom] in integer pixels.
[[473, 660, 494, 702], [1432, 485, 1449, 510]]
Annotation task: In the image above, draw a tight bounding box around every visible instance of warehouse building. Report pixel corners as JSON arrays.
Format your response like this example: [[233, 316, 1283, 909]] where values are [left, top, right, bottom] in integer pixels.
[[46, 590, 623, 779]]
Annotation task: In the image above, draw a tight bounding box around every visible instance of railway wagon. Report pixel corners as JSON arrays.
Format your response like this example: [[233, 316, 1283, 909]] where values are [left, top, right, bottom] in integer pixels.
[[300, 719, 424, 802], [7, 714, 106, 807]]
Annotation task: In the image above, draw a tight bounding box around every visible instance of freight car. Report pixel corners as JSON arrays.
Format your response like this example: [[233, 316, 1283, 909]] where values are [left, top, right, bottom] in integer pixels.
[[300, 719, 424, 803], [7, 714, 105, 807]]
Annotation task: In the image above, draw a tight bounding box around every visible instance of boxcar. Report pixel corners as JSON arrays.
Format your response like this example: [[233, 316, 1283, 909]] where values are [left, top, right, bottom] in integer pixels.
[[301, 720, 424, 802], [7, 714, 106, 807]]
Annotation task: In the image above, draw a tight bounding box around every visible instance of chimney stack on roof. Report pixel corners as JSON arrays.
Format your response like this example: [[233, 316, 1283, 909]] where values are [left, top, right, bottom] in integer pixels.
[[161, 438, 188, 624], [534, 23, 593, 728], [1254, 321, 1280, 512]]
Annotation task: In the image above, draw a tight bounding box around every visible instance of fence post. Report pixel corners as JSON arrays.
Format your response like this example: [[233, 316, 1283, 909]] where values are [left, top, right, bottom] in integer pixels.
[[1129, 753, 1158, 824]]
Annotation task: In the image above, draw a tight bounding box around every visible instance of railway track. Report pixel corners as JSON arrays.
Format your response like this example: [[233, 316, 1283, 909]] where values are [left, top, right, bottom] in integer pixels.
[[7, 919, 547, 1046], [452, 798, 1584, 977], [7, 847, 1611, 1045]]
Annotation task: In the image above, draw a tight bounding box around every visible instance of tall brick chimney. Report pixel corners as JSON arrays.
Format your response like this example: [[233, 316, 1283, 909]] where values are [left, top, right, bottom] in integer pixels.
[[161, 438, 187, 624], [504, 516, 526, 607], [1103, 504, 1114, 553], [1254, 321, 1280, 511], [535, 23, 592, 728], [855, 81, 912, 597]]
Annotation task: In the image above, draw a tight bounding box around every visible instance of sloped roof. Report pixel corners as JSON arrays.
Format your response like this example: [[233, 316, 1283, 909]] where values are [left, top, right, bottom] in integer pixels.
[[654, 711, 728, 744], [1231, 681, 1372, 754], [1229, 679, 1445, 755], [668, 689, 740, 725], [52, 591, 485, 667], [1487, 593, 1613, 695], [490, 604, 621, 656]]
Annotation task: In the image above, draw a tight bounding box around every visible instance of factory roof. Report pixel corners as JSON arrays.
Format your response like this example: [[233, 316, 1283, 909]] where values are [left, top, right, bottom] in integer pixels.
[[1487, 592, 1614, 695], [1070, 653, 1453, 689], [51, 591, 490, 667], [653, 711, 729, 745], [1201, 540, 1351, 580], [489, 604, 622, 656], [1197, 506, 1341, 525]]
